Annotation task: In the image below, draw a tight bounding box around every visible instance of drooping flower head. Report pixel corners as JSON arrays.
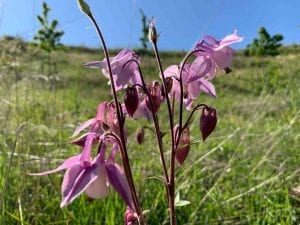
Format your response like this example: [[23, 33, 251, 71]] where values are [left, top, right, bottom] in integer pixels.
[[85, 49, 142, 90], [30, 141, 134, 209], [164, 59, 215, 110], [194, 30, 244, 74]]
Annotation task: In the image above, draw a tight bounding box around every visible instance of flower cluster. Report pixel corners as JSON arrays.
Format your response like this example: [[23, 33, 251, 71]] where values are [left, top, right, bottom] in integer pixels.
[[30, 103, 134, 209], [31, 1, 243, 224]]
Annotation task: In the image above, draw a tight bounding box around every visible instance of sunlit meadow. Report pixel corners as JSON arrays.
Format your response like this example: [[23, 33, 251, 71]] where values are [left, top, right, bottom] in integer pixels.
[[0, 3, 300, 225]]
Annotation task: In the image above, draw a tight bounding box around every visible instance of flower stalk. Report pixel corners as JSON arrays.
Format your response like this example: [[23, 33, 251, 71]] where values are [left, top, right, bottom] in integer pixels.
[[87, 13, 144, 222]]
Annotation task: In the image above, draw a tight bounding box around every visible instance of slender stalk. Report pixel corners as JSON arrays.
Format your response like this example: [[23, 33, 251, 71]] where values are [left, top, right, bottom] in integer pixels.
[[182, 104, 207, 130], [88, 14, 143, 221], [151, 41, 176, 225], [176, 50, 205, 148], [134, 62, 170, 184]]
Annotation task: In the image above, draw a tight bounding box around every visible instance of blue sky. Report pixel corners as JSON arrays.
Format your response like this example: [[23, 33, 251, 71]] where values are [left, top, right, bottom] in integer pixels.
[[0, 0, 299, 50]]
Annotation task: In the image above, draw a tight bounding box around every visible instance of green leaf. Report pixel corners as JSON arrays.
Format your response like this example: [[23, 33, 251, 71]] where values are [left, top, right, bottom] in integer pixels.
[[175, 191, 191, 208], [37, 15, 44, 25], [175, 200, 191, 207]]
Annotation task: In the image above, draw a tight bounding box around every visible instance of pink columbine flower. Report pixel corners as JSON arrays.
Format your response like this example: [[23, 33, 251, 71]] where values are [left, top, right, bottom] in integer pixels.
[[164, 59, 215, 110], [30, 143, 134, 209], [194, 30, 244, 76], [70, 102, 122, 166], [71, 102, 124, 142], [84, 49, 142, 91]]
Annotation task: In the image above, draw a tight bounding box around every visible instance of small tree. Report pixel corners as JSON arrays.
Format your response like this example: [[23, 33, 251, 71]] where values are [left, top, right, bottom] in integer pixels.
[[244, 27, 283, 56], [139, 9, 149, 52], [33, 2, 64, 53]]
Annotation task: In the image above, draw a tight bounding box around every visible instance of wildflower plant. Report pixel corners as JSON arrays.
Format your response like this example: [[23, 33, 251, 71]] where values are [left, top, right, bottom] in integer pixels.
[[30, 0, 243, 224]]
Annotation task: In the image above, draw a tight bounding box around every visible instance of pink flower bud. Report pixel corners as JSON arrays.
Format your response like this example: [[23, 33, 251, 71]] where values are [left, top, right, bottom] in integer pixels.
[[175, 127, 190, 165], [200, 106, 217, 141], [125, 206, 138, 225], [146, 81, 164, 113], [161, 77, 173, 97], [136, 127, 145, 145], [124, 87, 139, 117]]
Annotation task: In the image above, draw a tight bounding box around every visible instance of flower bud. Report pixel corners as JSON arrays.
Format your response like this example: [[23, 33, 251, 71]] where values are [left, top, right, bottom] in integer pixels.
[[199, 106, 217, 141], [77, 0, 92, 17], [146, 81, 164, 113], [124, 87, 139, 117], [125, 206, 138, 225], [175, 127, 190, 165], [162, 77, 173, 97], [148, 18, 158, 43], [136, 127, 145, 145]]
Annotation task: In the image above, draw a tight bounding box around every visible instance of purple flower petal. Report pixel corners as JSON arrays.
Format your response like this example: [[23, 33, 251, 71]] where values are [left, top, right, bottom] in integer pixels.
[[71, 118, 96, 138], [60, 164, 99, 207], [61, 164, 83, 207], [84, 61, 107, 69], [164, 65, 179, 79], [211, 46, 235, 70], [216, 30, 244, 50], [105, 161, 134, 209], [95, 103, 108, 121], [85, 164, 109, 199], [80, 133, 98, 167], [199, 78, 216, 98], [86, 49, 141, 91], [29, 154, 82, 176], [188, 56, 213, 82]]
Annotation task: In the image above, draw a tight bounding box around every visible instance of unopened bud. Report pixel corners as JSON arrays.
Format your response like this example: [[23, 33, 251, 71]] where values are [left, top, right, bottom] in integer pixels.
[[148, 17, 158, 43], [175, 127, 190, 165], [165, 77, 173, 95], [136, 127, 145, 145], [146, 81, 163, 113], [124, 86, 139, 117], [77, 0, 92, 17], [125, 206, 138, 225], [199, 106, 217, 141]]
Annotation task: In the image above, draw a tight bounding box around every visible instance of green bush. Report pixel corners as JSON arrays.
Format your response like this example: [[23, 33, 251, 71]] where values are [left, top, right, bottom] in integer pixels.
[[244, 27, 283, 56], [33, 2, 64, 53]]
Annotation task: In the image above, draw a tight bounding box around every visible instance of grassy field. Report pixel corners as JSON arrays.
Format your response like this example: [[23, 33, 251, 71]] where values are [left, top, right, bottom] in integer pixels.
[[0, 38, 299, 225]]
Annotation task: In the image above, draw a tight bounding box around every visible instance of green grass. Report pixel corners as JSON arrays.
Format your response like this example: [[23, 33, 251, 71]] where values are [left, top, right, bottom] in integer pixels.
[[0, 38, 299, 224]]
